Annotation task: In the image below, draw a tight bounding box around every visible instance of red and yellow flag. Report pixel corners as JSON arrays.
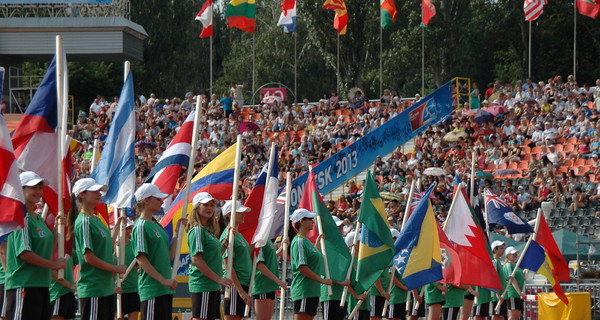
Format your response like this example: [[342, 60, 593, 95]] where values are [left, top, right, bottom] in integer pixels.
[[323, 0, 348, 35]]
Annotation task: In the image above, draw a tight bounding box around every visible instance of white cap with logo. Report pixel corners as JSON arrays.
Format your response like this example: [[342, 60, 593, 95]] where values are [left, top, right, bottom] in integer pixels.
[[505, 246, 518, 255], [222, 200, 250, 215], [192, 192, 216, 208], [72, 178, 108, 196], [491, 240, 506, 250], [19, 171, 48, 187], [290, 208, 316, 223], [135, 183, 168, 202]]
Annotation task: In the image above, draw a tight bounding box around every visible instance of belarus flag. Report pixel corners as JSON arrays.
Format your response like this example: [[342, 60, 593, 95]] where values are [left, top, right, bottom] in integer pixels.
[[277, 0, 297, 33], [196, 0, 214, 38]]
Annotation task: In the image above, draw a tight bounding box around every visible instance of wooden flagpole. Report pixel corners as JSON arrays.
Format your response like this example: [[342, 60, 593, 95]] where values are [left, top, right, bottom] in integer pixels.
[[278, 172, 293, 320]]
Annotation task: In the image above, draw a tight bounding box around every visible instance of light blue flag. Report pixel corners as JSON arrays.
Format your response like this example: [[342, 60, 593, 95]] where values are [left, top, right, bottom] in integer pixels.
[[90, 72, 136, 208]]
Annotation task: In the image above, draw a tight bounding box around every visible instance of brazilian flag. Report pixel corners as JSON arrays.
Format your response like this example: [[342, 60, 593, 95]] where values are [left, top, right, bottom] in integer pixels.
[[356, 171, 395, 289]]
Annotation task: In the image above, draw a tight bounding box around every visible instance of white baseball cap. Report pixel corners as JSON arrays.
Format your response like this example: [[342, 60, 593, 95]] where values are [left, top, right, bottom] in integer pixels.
[[332, 216, 344, 227], [134, 183, 168, 202], [345, 231, 356, 248], [125, 218, 135, 228], [491, 240, 506, 250], [222, 200, 250, 215], [290, 208, 316, 223], [390, 228, 401, 239], [506, 246, 518, 255], [19, 171, 48, 187], [192, 192, 215, 208], [72, 178, 107, 196]]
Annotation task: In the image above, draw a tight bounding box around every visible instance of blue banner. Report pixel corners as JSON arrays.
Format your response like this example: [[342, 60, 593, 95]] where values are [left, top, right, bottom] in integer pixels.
[[285, 81, 453, 209]]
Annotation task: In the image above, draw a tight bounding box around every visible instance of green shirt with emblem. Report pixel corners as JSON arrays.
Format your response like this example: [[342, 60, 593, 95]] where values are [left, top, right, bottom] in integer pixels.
[[133, 218, 174, 301], [74, 212, 115, 298], [50, 256, 75, 302], [291, 235, 323, 301], [6, 213, 53, 289], [188, 225, 222, 293], [253, 240, 280, 295], [503, 262, 524, 299], [121, 241, 138, 293], [220, 227, 252, 286], [389, 271, 408, 304], [490, 258, 506, 302]]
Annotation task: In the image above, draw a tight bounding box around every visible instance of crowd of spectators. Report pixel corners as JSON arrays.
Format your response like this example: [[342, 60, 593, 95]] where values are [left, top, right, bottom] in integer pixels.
[[67, 75, 600, 240]]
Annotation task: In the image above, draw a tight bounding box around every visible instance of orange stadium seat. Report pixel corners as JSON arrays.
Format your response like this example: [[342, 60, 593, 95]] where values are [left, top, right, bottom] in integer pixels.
[[508, 162, 518, 170], [563, 144, 575, 153], [531, 146, 542, 154], [554, 144, 564, 152], [562, 159, 573, 167], [518, 161, 529, 170], [575, 158, 585, 167], [556, 136, 566, 144], [497, 163, 507, 170], [567, 137, 578, 144]]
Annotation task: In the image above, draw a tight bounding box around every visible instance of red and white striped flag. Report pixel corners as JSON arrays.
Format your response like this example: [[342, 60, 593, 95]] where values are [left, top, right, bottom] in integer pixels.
[[196, 0, 214, 38], [524, 0, 547, 21], [0, 115, 25, 238]]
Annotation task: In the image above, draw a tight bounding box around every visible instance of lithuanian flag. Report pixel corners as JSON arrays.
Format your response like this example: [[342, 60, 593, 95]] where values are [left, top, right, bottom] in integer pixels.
[[225, 0, 256, 33], [356, 171, 394, 289]]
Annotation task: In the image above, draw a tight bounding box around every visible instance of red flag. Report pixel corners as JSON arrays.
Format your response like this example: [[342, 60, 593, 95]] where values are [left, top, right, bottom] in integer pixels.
[[0, 115, 25, 238], [576, 0, 600, 18], [421, 0, 436, 27], [536, 214, 570, 282], [196, 0, 214, 38], [438, 222, 462, 287], [443, 187, 502, 289], [297, 170, 319, 243], [323, 0, 348, 35]]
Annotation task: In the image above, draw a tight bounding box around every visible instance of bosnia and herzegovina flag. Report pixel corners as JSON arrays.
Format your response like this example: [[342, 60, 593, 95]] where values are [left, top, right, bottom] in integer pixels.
[[160, 143, 237, 253], [393, 183, 442, 290], [356, 171, 394, 289]]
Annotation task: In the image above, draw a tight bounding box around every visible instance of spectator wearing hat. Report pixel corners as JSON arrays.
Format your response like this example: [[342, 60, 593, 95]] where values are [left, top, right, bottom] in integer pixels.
[[490, 241, 507, 319], [70, 177, 126, 320], [5, 172, 66, 320], [132, 183, 183, 320], [220, 200, 253, 320], [290, 209, 332, 320], [503, 247, 524, 320], [187, 192, 232, 320]]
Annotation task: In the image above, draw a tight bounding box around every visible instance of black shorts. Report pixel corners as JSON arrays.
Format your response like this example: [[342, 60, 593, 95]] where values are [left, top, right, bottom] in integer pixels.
[[252, 291, 276, 300], [442, 307, 460, 320], [507, 297, 524, 312], [5, 286, 51, 320], [322, 300, 346, 320], [119, 291, 141, 315], [370, 295, 386, 317], [141, 294, 172, 320], [350, 309, 370, 320], [464, 293, 475, 300], [407, 295, 425, 317], [80, 294, 115, 320], [293, 297, 319, 316], [51, 292, 77, 319], [387, 303, 407, 320], [0, 283, 5, 318], [224, 285, 249, 317], [192, 291, 221, 320], [472, 301, 492, 317], [492, 300, 507, 317]]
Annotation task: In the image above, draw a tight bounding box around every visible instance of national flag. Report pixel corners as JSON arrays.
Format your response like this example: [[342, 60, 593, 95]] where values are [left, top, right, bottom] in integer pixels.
[[277, 0, 297, 33], [296, 168, 320, 244], [535, 214, 570, 282], [356, 171, 395, 289], [524, 0, 547, 21], [323, 0, 348, 35], [90, 72, 136, 209], [437, 221, 461, 287], [421, 0, 436, 27], [225, 0, 256, 33], [576, 0, 600, 18], [520, 240, 568, 304], [0, 115, 25, 239], [239, 149, 280, 248], [485, 192, 533, 234], [393, 184, 443, 290], [11, 55, 71, 217], [444, 187, 502, 289], [146, 111, 195, 197], [161, 143, 237, 252], [380, 0, 397, 29], [196, 0, 214, 38], [269, 186, 287, 239], [408, 188, 424, 216]]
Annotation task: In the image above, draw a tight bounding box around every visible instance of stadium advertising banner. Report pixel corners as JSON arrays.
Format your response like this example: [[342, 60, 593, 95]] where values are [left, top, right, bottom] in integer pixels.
[[286, 81, 453, 208], [3, 0, 111, 3]]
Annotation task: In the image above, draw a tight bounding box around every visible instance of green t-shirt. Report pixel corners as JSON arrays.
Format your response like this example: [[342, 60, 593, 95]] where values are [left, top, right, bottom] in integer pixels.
[[133, 218, 174, 301], [389, 271, 407, 304], [74, 212, 115, 298], [121, 241, 138, 293], [220, 227, 252, 286], [503, 262, 524, 299], [188, 226, 222, 293], [443, 285, 465, 308], [6, 213, 53, 289], [0, 264, 5, 285], [253, 240, 279, 295], [320, 282, 344, 302], [347, 257, 370, 312], [425, 282, 445, 304], [475, 287, 493, 305], [490, 259, 506, 302], [50, 256, 75, 302], [369, 269, 390, 296], [290, 235, 323, 301]]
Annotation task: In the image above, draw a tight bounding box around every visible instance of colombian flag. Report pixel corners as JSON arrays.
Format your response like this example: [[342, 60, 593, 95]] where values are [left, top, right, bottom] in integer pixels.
[[520, 240, 569, 305], [393, 184, 443, 290], [161, 143, 237, 253], [356, 171, 394, 289]]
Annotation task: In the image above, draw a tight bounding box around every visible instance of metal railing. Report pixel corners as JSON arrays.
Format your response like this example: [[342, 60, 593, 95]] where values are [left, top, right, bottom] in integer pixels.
[[0, 0, 130, 19], [523, 282, 600, 320]]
